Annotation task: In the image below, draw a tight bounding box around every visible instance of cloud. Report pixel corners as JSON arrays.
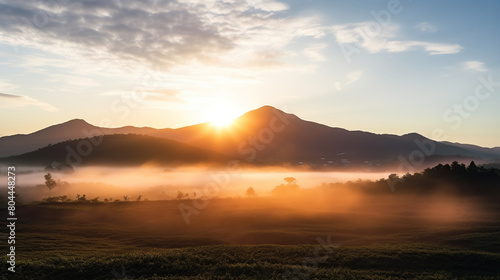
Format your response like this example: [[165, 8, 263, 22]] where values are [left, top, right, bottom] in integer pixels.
[[335, 70, 363, 91], [346, 70, 363, 84], [144, 89, 185, 103], [385, 41, 462, 55], [251, 0, 289, 11], [0, 92, 18, 99], [303, 43, 328, 62], [0, 92, 57, 112], [416, 22, 437, 32], [0, 80, 17, 92], [0, 0, 324, 72], [335, 82, 342, 91], [331, 22, 461, 55], [462, 60, 488, 72]]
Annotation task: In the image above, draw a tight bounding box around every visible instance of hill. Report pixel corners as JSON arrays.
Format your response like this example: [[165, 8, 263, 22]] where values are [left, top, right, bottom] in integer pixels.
[[0, 134, 233, 167], [1, 106, 499, 166], [161, 106, 499, 166], [0, 119, 172, 157]]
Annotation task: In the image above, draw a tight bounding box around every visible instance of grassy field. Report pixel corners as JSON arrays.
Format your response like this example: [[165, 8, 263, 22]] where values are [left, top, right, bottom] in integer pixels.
[[1, 195, 500, 279]]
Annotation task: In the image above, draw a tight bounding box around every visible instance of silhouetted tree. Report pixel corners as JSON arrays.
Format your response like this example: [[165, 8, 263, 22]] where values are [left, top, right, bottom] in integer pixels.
[[272, 178, 300, 196], [246, 187, 256, 197], [44, 173, 57, 192], [284, 177, 297, 185], [382, 161, 500, 195], [176, 191, 188, 200], [388, 173, 400, 181], [451, 161, 467, 176], [468, 161, 478, 173]]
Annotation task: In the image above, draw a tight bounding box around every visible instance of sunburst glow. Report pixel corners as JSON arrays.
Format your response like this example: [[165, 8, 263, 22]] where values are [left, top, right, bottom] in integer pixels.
[[208, 102, 241, 128]]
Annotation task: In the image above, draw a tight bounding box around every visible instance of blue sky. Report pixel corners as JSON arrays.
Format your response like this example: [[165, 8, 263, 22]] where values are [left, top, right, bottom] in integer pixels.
[[0, 0, 499, 147]]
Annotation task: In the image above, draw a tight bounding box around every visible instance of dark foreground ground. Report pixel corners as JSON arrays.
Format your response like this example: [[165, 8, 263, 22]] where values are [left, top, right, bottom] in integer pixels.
[[1, 195, 500, 280]]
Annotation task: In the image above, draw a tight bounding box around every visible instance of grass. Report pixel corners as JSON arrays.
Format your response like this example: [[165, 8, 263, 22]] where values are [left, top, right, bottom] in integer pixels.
[[4, 244, 500, 279], [1, 197, 500, 279]]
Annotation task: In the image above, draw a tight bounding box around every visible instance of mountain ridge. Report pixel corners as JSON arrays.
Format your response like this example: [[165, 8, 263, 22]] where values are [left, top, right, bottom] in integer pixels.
[[0, 134, 233, 167], [1, 106, 499, 166]]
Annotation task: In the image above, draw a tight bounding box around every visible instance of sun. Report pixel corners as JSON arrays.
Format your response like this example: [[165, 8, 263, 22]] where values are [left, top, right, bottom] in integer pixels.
[[211, 113, 235, 128], [207, 102, 240, 128]]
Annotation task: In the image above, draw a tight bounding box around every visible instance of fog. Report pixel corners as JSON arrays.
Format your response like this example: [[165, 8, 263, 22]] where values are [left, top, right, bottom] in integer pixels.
[[5, 165, 498, 248], [3, 165, 391, 202]]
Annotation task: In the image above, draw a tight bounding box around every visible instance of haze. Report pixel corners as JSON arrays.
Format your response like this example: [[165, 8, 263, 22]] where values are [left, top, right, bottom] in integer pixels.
[[5, 166, 390, 202]]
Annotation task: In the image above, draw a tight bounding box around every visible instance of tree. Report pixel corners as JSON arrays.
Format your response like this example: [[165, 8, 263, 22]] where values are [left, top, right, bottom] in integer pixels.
[[284, 177, 297, 185], [451, 161, 467, 175], [176, 191, 187, 200], [136, 195, 142, 202], [468, 161, 478, 173], [246, 187, 256, 197], [44, 173, 57, 192], [272, 177, 300, 196]]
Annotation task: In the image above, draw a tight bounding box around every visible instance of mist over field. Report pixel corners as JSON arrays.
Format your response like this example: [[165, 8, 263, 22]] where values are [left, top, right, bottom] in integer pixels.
[[3, 163, 498, 231], [3, 159, 500, 279], [2, 165, 391, 202]]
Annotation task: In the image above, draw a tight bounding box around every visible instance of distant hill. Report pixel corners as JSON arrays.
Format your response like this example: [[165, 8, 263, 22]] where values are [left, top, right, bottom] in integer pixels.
[[0, 134, 232, 167], [0, 119, 172, 157], [170, 106, 499, 166], [441, 141, 500, 158], [1, 106, 499, 167]]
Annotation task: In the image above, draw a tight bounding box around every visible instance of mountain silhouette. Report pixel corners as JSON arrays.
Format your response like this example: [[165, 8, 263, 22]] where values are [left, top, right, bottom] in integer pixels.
[[171, 106, 497, 165], [1, 106, 499, 167], [1, 134, 232, 167], [0, 119, 170, 157], [0, 119, 98, 157]]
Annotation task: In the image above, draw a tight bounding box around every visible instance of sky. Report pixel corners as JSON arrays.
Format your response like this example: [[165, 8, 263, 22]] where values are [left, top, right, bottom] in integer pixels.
[[0, 0, 499, 147]]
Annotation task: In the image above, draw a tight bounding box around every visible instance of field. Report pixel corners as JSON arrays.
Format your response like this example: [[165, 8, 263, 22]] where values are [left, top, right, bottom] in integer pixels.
[[1, 193, 500, 280]]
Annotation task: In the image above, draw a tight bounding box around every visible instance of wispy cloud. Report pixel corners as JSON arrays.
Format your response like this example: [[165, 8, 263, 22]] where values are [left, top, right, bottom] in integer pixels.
[[331, 22, 461, 55], [0, 0, 323, 72], [335, 82, 342, 91], [385, 41, 462, 55], [416, 22, 437, 32], [303, 43, 328, 62], [0, 92, 57, 112], [0, 79, 18, 91], [335, 70, 363, 91], [347, 70, 363, 84], [462, 60, 488, 72]]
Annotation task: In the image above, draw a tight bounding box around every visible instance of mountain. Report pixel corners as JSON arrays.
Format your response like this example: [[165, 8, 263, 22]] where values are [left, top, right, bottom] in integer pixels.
[[0, 134, 232, 167], [0, 119, 97, 157], [166, 106, 498, 165], [1, 106, 499, 167], [0, 119, 174, 157], [441, 141, 500, 158]]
